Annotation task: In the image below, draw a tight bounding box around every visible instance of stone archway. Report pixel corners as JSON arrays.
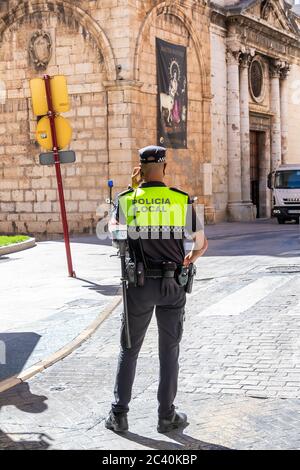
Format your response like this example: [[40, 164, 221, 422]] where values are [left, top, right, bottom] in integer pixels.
[[132, 0, 212, 217], [134, 0, 209, 96], [0, 0, 116, 81], [0, 0, 114, 236], [134, 0, 208, 94]]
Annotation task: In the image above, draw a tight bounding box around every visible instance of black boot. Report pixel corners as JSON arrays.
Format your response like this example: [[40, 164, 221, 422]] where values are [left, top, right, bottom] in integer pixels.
[[105, 410, 128, 432], [157, 411, 187, 433]]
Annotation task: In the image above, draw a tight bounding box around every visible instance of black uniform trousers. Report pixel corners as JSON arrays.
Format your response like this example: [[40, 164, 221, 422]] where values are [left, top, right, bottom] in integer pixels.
[[112, 278, 186, 419]]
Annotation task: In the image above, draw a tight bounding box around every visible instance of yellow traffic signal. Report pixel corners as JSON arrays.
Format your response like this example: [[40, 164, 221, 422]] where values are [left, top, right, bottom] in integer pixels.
[[30, 78, 48, 116], [51, 75, 70, 114], [30, 75, 70, 116], [36, 115, 72, 150]]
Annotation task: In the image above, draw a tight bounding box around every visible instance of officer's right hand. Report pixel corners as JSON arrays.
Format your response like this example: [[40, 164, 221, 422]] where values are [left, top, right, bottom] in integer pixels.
[[161, 278, 180, 297]]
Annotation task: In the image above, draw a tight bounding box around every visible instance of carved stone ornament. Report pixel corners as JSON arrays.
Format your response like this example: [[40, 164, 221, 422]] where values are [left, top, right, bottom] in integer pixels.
[[261, 0, 272, 21], [269, 59, 283, 79], [281, 63, 291, 80], [239, 52, 252, 69], [29, 31, 52, 70], [226, 49, 241, 66]]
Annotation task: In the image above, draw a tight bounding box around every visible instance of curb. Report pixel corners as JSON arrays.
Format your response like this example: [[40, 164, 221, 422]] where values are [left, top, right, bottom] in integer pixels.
[[0, 295, 122, 394], [0, 237, 36, 256]]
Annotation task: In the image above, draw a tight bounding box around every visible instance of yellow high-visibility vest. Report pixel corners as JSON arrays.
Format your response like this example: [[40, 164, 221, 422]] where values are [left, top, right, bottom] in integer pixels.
[[118, 186, 189, 230]]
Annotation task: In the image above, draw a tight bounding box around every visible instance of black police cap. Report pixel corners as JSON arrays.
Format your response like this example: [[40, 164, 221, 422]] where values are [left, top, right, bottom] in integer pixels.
[[139, 145, 166, 163]]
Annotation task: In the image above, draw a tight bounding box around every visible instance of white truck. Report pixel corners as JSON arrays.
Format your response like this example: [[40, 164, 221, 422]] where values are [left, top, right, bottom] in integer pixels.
[[268, 164, 300, 224]]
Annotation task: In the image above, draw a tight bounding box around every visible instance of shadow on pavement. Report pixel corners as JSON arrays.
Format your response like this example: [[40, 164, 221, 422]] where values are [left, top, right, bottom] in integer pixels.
[[115, 423, 231, 450], [0, 383, 51, 450], [0, 256, 21, 264], [0, 333, 41, 381], [76, 277, 120, 296]]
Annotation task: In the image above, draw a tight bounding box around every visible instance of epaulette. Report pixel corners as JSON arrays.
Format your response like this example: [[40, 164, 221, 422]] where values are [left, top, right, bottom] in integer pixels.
[[118, 187, 134, 198], [169, 187, 189, 198]]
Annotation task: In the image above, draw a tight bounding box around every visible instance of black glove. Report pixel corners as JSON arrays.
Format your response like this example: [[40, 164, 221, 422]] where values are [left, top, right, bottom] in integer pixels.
[[161, 277, 180, 297]]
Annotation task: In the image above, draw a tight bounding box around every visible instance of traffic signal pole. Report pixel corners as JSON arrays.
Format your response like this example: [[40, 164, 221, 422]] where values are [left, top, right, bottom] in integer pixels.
[[44, 74, 75, 277]]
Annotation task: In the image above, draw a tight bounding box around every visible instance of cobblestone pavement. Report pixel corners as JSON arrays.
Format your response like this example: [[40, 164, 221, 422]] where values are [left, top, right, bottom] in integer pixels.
[[1, 220, 300, 450], [0, 237, 120, 379]]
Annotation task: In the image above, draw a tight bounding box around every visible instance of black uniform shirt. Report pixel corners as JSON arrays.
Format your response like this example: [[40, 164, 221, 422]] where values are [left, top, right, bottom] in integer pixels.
[[114, 182, 203, 266]]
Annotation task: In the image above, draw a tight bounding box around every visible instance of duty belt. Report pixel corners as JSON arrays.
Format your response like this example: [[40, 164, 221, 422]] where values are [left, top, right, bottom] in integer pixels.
[[144, 261, 178, 279], [145, 268, 176, 279]]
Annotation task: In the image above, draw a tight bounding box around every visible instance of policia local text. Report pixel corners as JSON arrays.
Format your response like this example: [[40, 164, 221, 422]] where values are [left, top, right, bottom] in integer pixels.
[[132, 197, 171, 212]]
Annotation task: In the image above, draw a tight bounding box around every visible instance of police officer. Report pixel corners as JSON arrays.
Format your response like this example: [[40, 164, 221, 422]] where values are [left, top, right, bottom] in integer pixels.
[[105, 145, 207, 433]]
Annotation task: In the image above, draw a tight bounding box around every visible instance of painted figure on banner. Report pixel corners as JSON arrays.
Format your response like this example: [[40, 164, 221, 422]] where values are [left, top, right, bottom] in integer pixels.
[[169, 63, 180, 124]]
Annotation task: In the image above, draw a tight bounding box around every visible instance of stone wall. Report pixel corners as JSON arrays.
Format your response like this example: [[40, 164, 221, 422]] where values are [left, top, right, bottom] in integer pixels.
[[0, 1, 113, 236], [0, 0, 213, 236]]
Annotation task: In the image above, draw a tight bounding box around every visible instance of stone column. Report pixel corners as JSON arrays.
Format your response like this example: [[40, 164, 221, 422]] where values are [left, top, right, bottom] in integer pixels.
[[226, 48, 253, 221], [280, 64, 290, 165], [239, 53, 252, 204], [270, 60, 282, 170], [202, 94, 215, 224], [227, 49, 242, 209]]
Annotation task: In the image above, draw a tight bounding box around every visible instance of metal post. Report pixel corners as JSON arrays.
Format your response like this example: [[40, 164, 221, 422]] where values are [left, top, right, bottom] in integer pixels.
[[44, 75, 75, 277], [119, 241, 131, 349]]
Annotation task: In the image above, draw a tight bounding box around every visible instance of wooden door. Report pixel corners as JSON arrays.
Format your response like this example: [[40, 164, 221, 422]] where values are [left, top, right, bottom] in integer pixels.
[[250, 131, 260, 218]]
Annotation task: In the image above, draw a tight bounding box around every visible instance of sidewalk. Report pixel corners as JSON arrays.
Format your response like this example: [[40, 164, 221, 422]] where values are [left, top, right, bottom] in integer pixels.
[[0, 236, 120, 382]]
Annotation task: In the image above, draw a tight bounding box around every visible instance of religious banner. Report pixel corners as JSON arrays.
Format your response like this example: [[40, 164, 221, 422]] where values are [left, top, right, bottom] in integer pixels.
[[156, 38, 187, 149]]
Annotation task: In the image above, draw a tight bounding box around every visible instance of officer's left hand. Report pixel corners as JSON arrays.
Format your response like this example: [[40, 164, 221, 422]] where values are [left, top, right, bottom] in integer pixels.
[[184, 238, 208, 266]]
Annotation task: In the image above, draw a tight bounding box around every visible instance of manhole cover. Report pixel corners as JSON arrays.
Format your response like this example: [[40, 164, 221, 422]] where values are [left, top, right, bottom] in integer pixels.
[[267, 265, 300, 274]]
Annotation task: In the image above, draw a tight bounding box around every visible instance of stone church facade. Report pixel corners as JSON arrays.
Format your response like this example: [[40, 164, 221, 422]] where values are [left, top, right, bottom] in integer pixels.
[[0, 0, 300, 236], [211, 0, 300, 221]]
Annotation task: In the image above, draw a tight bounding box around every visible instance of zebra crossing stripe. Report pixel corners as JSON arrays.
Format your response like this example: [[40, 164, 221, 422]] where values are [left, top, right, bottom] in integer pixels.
[[286, 301, 300, 316], [196, 276, 291, 317]]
